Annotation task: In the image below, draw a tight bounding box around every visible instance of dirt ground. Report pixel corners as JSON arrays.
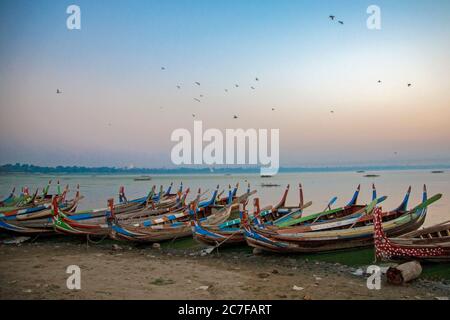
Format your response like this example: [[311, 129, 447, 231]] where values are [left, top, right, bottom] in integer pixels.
[[0, 241, 449, 300]]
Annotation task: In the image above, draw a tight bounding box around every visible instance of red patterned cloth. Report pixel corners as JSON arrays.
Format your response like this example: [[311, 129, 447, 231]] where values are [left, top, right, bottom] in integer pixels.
[[373, 207, 444, 260]]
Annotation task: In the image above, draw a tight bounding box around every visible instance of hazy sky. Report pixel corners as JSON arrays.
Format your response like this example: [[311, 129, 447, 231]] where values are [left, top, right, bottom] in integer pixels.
[[0, 0, 449, 168]]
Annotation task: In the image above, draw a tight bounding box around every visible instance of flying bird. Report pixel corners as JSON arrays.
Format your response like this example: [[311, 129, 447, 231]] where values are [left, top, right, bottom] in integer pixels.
[[176, 85, 181, 89], [161, 67, 166, 70], [194, 98, 201, 103], [330, 110, 335, 114], [338, 21, 344, 25], [195, 82, 201, 86], [56, 89, 62, 94], [200, 94, 204, 98], [329, 15, 335, 20], [378, 80, 382, 84], [272, 108, 275, 111], [192, 114, 196, 118], [251, 86, 255, 90], [407, 83, 412, 87], [235, 84, 239, 88], [255, 77, 259, 81], [233, 115, 238, 119]]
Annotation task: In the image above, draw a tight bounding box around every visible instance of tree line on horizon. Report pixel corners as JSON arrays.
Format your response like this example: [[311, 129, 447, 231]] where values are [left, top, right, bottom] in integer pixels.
[[0, 163, 260, 174], [0, 163, 448, 175]]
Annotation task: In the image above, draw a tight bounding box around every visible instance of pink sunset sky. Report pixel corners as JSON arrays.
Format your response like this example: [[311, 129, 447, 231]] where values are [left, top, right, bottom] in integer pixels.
[[0, 0, 449, 168]]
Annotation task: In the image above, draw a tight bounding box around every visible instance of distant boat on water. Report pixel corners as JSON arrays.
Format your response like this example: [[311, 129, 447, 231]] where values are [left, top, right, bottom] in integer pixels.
[[363, 174, 380, 178], [261, 183, 281, 187], [134, 176, 152, 181], [261, 175, 273, 178], [431, 171, 444, 174]]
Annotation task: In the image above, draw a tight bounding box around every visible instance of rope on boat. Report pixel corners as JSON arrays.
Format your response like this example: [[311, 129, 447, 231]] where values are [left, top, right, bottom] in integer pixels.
[[211, 229, 242, 253], [86, 234, 108, 245], [30, 234, 41, 243]]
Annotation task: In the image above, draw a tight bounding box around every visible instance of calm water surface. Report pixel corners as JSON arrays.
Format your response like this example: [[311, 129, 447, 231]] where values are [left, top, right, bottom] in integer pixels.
[[0, 171, 449, 227]]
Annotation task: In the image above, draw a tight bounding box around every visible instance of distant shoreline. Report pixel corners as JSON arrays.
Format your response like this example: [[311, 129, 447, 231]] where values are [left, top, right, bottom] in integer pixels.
[[0, 163, 449, 175]]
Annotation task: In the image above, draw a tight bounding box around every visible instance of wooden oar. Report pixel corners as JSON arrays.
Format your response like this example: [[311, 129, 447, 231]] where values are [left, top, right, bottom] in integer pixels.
[[347, 196, 388, 228], [410, 193, 442, 212], [310, 197, 339, 224], [272, 201, 313, 224], [324, 196, 338, 212]]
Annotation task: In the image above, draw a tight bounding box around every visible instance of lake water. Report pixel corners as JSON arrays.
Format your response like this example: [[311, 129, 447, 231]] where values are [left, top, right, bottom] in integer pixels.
[[0, 170, 449, 227]]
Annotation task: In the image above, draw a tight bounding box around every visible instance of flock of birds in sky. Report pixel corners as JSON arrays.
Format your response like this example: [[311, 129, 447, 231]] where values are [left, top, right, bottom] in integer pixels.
[[162, 70, 262, 119], [377, 79, 412, 87], [328, 15, 344, 25], [55, 15, 414, 123]]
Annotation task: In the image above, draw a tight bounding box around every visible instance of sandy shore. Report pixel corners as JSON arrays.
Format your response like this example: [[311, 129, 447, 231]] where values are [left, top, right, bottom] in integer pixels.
[[0, 239, 449, 300]]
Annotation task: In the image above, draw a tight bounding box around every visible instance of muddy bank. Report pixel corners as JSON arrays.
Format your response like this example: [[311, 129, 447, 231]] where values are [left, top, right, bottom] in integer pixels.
[[0, 238, 449, 300]]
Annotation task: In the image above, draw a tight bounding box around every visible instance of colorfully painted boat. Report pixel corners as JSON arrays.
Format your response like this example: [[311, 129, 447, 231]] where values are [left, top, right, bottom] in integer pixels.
[[0, 187, 17, 207], [192, 184, 312, 246], [110, 187, 256, 243], [0, 184, 78, 220], [0, 195, 82, 234], [242, 185, 441, 253], [52, 184, 185, 236], [0, 189, 39, 213], [192, 184, 368, 247], [0, 183, 178, 235], [0, 180, 64, 212]]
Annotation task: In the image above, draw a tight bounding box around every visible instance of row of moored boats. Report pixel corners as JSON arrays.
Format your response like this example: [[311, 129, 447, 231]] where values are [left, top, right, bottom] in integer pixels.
[[1, 181, 449, 262]]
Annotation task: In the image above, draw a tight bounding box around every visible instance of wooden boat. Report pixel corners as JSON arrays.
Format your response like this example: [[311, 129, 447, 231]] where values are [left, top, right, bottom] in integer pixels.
[[0, 184, 78, 220], [0, 187, 17, 207], [272, 184, 374, 228], [192, 184, 375, 247], [0, 180, 62, 211], [192, 184, 309, 246], [216, 183, 240, 205], [52, 184, 185, 236], [110, 203, 232, 243], [134, 176, 152, 181], [0, 189, 82, 234], [1, 183, 179, 235], [261, 183, 281, 187], [0, 186, 41, 210], [242, 185, 442, 253], [87, 183, 182, 218], [0, 188, 38, 213], [70, 182, 239, 226], [33, 180, 61, 205], [110, 187, 256, 243], [116, 182, 180, 206], [374, 206, 450, 262], [258, 184, 384, 233], [52, 183, 232, 236]]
